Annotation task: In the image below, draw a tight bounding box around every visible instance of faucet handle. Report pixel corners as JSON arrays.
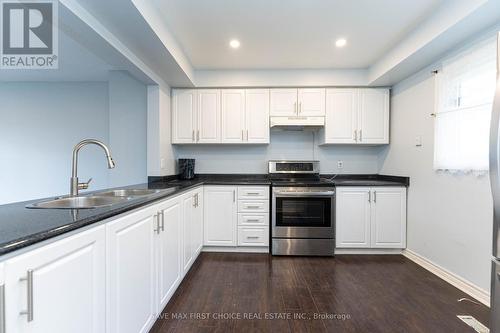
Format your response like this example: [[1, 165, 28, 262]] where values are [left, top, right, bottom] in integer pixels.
[[78, 178, 93, 190]]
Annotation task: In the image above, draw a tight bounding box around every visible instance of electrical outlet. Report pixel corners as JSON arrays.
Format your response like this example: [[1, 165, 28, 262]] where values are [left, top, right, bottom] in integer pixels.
[[337, 160, 344, 169], [415, 136, 423, 147]]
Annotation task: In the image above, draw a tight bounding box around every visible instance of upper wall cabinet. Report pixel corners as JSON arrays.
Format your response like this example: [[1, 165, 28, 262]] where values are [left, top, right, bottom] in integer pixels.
[[270, 88, 325, 117], [173, 89, 269, 144], [172, 89, 221, 144], [319, 88, 389, 145]]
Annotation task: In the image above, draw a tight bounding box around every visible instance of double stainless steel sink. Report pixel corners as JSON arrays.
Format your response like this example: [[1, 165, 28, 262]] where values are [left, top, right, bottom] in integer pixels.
[[26, 187, 179, 209]]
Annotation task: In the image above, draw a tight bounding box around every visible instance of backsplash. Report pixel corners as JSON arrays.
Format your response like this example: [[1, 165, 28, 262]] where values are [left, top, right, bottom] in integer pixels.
[[174, 130, 383, 174]]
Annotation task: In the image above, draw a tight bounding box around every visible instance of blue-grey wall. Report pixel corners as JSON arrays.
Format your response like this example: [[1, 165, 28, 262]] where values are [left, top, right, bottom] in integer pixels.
[[0, 82, 110, 204]]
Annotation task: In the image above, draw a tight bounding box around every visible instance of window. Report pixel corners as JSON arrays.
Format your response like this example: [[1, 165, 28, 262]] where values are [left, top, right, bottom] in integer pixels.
[[434, 37, 497, 173]]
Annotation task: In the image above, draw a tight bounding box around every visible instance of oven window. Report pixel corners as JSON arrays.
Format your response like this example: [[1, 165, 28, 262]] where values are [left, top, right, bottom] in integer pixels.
[[275, 197, 331, 227]]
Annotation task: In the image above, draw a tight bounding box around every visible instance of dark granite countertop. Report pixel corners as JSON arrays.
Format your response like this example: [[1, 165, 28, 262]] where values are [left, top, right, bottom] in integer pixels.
[[0, 173, 406, 257]]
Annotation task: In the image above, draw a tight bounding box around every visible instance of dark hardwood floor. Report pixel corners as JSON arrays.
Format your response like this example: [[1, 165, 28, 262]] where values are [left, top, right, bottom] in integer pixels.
[[150, 253, 490, 333]]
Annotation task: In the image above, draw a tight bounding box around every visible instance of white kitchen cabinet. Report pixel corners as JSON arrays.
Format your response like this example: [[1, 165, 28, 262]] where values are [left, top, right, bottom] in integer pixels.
[[336, 187, 371, 248], [270, 89, 298, 116], [4, 226, 106, 333], [182, 193, 195, 275], [106, 207, 157, 333], [370, 187, 407, 248], [322, 89, 358, 144], [359, 89, 390, 144], [245, 89, 270, 143], [192, 188, 204, 256], [156, 197, 182, 312], [270, 88, 325, 117], [222, 89, 246, 143], [172, 89, 221, 144], [204, 186, 237, 246], [197, 89, 221, 143], [172, 89, 197, 144], [320, 88, 389, 145], [237, 226, 269, 247], [297, 88, 326, 116], [181, 188, 204, 275], [336, 186, 406, 249]]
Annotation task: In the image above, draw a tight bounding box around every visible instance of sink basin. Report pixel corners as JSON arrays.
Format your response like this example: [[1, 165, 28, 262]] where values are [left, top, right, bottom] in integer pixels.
[[96, 187, 179, 197], [27, 196, 130, 209]]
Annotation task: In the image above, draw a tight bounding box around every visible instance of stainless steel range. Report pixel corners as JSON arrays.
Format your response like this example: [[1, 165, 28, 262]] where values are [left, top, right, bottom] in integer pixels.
[[269, 160, 335, 256]]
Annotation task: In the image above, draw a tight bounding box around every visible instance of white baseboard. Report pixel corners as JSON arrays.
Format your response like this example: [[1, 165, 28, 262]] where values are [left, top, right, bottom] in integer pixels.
[[402, 249, 490, 307], [335, 248, 403, 255], [202, 246, 269, 253]]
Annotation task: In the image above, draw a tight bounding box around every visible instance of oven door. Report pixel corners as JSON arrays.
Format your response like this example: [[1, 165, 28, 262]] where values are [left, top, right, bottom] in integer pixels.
[[272, 187, 335, 238]]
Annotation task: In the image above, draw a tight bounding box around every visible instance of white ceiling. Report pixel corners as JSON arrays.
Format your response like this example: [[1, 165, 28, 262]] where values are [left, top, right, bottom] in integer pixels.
[[153, 0, 443, 70]]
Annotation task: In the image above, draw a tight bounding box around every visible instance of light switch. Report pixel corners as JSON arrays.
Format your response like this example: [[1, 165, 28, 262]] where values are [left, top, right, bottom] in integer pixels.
[[415, 136, 423, 147]]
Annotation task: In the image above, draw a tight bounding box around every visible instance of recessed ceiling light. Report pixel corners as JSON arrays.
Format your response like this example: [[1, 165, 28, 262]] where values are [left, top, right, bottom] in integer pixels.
[[229, 39, 240, 49], [335, 38, 347, 48]]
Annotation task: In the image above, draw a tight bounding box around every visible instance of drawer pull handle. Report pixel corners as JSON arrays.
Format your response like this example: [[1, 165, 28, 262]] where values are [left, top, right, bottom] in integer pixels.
[[247, 236, 260, 239], [246, 206, 261, 209], [246, 193, 260, 195], [19, 269, 34, 322], [246, 219, 260, 222]]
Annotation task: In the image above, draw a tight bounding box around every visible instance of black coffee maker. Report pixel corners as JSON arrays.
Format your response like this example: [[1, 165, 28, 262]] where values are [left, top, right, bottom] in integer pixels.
[[178, 159, 195, 180]]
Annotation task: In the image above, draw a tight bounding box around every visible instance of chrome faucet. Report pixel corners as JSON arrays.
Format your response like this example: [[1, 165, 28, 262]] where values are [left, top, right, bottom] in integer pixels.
[[70, 139, 115, 196]]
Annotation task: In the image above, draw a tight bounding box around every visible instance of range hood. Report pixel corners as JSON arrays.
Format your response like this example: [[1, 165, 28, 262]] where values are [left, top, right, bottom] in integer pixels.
[[270, 116, 325, 129]]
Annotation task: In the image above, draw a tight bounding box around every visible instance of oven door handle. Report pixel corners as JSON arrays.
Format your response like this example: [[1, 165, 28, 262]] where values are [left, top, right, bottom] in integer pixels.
[[274, 191, 335, 197]]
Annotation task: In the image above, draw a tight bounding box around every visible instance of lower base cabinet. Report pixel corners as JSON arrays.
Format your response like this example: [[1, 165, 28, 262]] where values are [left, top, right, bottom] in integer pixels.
[[4, 226, 106, 333], [336, 186, 407, 249], [106, 207, 157, 333]]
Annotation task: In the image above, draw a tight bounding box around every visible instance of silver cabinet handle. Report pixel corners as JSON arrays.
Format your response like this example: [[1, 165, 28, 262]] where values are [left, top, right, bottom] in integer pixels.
[[0, 284, 5, 333], [154, 213, 160, 234], [192, 195, 197, 207], [241, 130, 244, 140], [246, 219, 260, 222], [246, 129, 249, 141], [246, 205, 261, 209], [373, 190, 376, 203], [197, 130, 200, 142], [368, 191, 371, 203], [196, 193, 199, 207], [192, 130, 195, 142], [294, 102, 297, 115], [246, 193, 260, 195], [354, 130, 358, 142], [160, 211, 165, 232], [233, 190, 235, 202], [247, 236, 260, 239], [19, 269, 34, 322], [299, 102, 302, 114], [359, 129, 362, 142]]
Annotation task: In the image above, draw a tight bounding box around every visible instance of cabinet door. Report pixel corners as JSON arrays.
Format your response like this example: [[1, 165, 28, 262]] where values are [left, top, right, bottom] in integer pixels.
[[203, 186, 237, 246], [182, 194, 195, 275], [172, 89, 196, 143], [197, 89, 221, 143], [370, 187, 407, 248], [270, 89, 297, 116], [336, 187, 371, 248], [221, 89, 246, 143], [298, 88, 325, 116], [4, 226, 105, 333], [358, 89, 389, 144], [193, 189, 204, 256], [157, 198, 182, 311], [106, 208, 156, 333], [324, 89, 358, 144], [245, 89, 270, 143]]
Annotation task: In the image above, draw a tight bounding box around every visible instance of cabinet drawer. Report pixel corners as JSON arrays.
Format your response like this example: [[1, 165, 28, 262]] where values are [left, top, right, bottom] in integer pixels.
[[238, 186, 269, 200], [238, 200, 269, 213], [238, 226, 269, 246], [238, 213, 269, 226]]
